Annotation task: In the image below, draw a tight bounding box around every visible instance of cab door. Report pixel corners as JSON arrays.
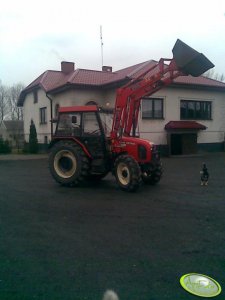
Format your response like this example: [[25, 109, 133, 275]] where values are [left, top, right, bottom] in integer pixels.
[[80, 112, 108, 159]]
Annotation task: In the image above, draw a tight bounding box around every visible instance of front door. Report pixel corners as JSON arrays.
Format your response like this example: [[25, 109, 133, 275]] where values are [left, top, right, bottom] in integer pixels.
[[182, 133, 197, 154], [170, 133, 197, 155], [171, 134, 182, 155]]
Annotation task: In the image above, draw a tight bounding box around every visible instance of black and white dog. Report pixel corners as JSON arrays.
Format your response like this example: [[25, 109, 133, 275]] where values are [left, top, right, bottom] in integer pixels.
[[200, 163, 209, 186]]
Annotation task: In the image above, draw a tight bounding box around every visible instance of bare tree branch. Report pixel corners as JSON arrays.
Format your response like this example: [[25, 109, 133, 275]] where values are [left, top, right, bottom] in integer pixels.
[[8, 83, 24, 120], [0, 81, 24, 121], [204, 69, 225, 82], [0, 81, 10, 121]]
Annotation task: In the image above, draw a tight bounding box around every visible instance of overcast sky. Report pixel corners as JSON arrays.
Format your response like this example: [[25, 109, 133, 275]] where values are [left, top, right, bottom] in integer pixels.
[[1, 0, 225, 86]]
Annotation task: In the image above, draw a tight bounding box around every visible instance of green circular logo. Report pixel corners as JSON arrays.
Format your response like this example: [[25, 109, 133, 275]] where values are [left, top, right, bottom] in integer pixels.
[[180, 273, 222, 297]]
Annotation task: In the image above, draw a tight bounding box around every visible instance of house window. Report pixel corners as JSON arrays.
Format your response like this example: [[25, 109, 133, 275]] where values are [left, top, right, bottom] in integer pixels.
[[33, 90, 38, 103], [142, 98, 163, 119], [40, 107, 47, 124], [180, 100, 212, 120]]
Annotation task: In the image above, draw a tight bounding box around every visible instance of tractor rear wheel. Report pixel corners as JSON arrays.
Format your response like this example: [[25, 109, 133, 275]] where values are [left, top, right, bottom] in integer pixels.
[[114, 155, 141, 192], [49, 141, 89, 186], [142, 161, 163, 185]]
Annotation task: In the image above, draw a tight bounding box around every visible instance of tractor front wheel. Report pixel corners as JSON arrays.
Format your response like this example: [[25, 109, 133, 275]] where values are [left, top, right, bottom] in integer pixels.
[[49, 141, 89, 186], [114, 155, 141, 192], [142, 162, 163, 185]]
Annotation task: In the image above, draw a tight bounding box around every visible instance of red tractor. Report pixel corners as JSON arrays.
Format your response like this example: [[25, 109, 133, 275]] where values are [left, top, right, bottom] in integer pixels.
[[48, 39, 214, 191]]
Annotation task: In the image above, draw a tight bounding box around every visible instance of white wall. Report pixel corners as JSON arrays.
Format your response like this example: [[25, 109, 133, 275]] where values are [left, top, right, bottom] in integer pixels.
[[51, 88, 117, 117], [23, 89, 51, 143], [23, 85, 225, 147], [23, 88, 110, 142], [139, 87, 225, 145]]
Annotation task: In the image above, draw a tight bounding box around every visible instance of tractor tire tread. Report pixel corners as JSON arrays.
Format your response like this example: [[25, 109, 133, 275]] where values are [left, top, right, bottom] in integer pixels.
[[49, 140, 89, 186]]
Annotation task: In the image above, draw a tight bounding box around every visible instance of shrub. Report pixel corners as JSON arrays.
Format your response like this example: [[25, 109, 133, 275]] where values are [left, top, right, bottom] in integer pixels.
[[22, 142, 29, 154], [0, 138, 12, 154], [29, 120, 38, 153]]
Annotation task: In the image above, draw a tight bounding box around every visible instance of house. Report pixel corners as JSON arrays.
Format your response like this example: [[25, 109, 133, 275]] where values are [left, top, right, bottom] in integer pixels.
[[18, 60, 225, 155], [0, 120, 24, 149]]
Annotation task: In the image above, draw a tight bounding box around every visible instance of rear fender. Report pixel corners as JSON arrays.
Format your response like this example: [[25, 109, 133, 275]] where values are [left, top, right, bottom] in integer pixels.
[[48, 137, 92, 159]]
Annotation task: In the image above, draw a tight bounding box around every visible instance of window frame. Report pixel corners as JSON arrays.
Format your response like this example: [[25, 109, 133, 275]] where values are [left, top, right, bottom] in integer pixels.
[[180, 99, 212, 120], [142, 97, 164, 119], [39, 107, 47, 124], [33, 90, 38, 104]]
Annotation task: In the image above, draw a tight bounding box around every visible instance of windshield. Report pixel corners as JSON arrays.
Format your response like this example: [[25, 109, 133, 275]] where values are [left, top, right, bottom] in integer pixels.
[[56, 112, 81, 136], [99, 111, 113, 137]]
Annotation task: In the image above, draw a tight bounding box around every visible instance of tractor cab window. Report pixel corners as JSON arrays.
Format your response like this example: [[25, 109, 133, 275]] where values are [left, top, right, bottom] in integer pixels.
[[56, 112, 81, 136], [83, 112, 101, 136], [99, 110, 113, 137]]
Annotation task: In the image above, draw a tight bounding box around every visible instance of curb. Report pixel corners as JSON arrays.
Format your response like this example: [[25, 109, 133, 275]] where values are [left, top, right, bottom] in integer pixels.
[[0, 154, 48, 161]]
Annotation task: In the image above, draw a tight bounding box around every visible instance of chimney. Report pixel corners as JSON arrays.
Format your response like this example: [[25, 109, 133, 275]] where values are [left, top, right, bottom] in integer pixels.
[[61, 61, 75, 74], [102, 66, 112, 72]]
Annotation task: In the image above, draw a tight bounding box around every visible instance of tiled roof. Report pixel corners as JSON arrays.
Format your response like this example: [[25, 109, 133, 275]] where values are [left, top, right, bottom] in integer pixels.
[[174, 75, 225, 88], [18, 60, 225, 106], [165, 121, 207, 130]]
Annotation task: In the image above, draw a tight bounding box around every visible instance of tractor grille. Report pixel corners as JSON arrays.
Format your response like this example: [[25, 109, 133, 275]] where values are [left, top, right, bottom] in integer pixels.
[[138, 145, 147, 160], [151, 145, 160, 161]]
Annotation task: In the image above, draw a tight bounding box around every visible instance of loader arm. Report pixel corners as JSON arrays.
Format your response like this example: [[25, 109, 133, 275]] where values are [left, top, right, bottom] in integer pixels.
[[111, 39, 214, 139]]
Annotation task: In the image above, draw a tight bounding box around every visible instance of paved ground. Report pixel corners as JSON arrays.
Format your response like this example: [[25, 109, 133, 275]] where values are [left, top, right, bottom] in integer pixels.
[[0, 153, 224, 300], [0, 154, 48, 161]]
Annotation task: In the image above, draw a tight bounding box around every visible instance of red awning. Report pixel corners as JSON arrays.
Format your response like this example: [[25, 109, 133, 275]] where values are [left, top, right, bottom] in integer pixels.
[[59, 105, 98, 113], [165, 121, 207, 130]]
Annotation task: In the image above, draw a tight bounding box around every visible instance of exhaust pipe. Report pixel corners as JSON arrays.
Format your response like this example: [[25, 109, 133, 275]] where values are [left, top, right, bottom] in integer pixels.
[[172, 39, 214, 77]]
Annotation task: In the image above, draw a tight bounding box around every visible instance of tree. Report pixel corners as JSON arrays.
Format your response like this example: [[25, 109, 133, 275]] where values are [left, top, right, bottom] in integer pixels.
[[0, 81, 10, 121], [8, 83, 24, 120], [0, 81, 24, 121], [29, 119, 38, 153], [204, 69, 225, 82], [0, 138, 11, 154]]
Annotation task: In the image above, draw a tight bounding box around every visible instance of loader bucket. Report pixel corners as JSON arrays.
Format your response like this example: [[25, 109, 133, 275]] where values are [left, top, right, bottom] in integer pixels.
[[172, 39, 214, 77]]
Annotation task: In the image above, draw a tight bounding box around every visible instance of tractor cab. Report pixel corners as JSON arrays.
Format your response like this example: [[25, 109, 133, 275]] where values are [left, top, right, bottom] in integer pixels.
[[54, 105, 110, 160]]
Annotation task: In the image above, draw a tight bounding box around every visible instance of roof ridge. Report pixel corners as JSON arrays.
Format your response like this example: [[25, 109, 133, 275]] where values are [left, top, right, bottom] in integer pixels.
[[39, 70, 50, 90], [117, 60, 154, 72], [26, 71, 47, 89], [201, 75, 225, 85], [127, 60, 156, 77], [45, 70, 62, 73], [67, 69, 81, 83], [78, 68, 117, 74]]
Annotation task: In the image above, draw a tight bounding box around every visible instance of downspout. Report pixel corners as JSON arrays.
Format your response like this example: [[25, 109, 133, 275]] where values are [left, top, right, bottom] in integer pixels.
[[46, 93, 53, 139]]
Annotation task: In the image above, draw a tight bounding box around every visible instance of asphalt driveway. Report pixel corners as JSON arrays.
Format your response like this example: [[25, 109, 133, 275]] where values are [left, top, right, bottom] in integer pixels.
[[0, 153, 224, 300]]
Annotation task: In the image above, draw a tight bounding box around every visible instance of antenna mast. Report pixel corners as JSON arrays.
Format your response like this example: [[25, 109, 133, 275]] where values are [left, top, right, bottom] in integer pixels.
[[100, 25, 104, 68]]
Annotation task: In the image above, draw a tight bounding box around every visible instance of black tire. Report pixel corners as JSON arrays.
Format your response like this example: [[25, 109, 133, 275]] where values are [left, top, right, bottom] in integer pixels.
[[142, 161, 163, 185], [49, 141, 89, 186], [114, 155, 141, 192]]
